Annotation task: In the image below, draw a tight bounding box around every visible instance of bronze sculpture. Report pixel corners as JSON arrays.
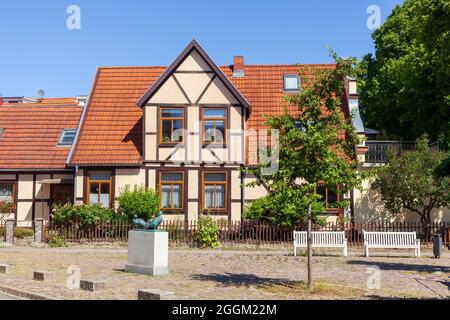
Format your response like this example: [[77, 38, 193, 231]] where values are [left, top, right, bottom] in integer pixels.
[[132, 211, 164, 230]]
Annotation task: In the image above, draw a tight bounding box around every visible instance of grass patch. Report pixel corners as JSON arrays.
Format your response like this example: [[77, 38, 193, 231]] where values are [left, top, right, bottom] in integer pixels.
[[262, 280, 366, 299], [14, 228, 34, 239]]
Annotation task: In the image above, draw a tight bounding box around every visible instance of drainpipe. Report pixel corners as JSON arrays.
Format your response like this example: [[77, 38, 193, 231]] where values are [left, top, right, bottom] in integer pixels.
[[73, 165, 78, 205], [241, 165, 245, 221]]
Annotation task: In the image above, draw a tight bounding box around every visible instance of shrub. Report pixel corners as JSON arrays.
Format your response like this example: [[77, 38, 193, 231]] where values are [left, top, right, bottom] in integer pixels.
[[47, 232, 67, 247], [193, 215, 220, 249], [0, 201, 13, 215], [14, 227, 34, 239], [117, 185, 159, 221], [51, 204, 113, 230]]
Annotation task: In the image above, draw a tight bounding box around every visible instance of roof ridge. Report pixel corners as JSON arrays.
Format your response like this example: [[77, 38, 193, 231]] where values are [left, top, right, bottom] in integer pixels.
[[95, 64, 336, 70], [98, 66, 167, 70], [1, 104, 81, 108]]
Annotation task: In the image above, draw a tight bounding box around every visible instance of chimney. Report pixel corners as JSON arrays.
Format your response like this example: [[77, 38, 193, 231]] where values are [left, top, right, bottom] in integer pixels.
[[233, 56, 245, 77], [76, 95, 88, 107]]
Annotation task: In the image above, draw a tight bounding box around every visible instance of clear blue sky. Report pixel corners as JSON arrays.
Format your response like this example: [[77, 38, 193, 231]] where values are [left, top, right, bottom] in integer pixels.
[[0, 0, 403, 98]]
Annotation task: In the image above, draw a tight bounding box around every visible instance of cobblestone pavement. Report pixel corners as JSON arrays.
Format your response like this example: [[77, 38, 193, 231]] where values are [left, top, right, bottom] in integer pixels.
[[0, 246, 448, 300], [0, 292, 20, 300]]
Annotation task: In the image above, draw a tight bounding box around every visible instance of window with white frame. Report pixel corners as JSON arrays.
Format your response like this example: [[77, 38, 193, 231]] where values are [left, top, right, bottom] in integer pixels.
[[59, 129, 77, 145], [283, 74, 300, 91]]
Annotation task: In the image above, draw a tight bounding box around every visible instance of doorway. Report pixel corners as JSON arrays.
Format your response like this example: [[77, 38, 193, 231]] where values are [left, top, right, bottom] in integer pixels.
[[50, 184, 74, 206]]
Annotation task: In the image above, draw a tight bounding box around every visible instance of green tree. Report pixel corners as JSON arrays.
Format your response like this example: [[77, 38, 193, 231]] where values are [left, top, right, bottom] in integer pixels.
[[371, 137, 450, 233], [359, 0, 450, 147], [116, 185, 160, 221], [246, 52, 363, 289]]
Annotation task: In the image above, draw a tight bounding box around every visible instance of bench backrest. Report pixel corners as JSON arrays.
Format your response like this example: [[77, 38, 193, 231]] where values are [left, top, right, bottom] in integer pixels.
[[293, 231, 345, 245], [363, 231, 417, 246]]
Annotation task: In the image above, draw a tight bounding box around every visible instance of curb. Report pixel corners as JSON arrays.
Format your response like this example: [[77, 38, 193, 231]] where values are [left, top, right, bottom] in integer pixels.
[[0, 284, 61, 300]]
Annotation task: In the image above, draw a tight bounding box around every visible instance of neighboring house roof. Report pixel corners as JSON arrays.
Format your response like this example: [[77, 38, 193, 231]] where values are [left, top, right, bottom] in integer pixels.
[[1, 97, 78, 106], [0, 104, 83, 169], [364, 127, 380, 136]]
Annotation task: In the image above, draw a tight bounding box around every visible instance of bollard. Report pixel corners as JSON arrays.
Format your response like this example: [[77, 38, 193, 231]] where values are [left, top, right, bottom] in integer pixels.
[[34, 219, 44, 243], [5, 218, 15, 245]]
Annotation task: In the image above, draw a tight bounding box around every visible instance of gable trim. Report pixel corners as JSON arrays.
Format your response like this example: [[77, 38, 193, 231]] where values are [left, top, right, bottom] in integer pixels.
[[136, 39, 250, 109]]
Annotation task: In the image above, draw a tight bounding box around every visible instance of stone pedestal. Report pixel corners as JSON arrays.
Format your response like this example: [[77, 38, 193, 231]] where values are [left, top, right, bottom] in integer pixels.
[[125, 230, 169, 276]]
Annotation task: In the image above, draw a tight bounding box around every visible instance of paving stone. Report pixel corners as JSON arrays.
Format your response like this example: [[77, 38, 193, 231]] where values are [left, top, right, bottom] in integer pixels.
[[80, 279, 107, 292], [138, 289, 174, 300], [0, 247, 448, 300], [0, 264, 12, 274], [33, 270, 54, 282]]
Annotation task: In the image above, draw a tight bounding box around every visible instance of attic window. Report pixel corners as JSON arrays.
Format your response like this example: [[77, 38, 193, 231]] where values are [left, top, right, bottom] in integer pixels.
[[59, 129, 76, 145], [284, 74, 300, 92]]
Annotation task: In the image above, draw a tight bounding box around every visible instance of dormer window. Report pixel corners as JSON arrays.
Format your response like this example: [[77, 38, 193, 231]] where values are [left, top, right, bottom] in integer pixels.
[[59, 129, 77, 145], [284, 74, 300, 92]]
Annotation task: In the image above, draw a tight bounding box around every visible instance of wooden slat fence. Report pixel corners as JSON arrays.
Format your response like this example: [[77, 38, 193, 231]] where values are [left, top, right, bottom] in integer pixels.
[[44, 220, 449, 247]]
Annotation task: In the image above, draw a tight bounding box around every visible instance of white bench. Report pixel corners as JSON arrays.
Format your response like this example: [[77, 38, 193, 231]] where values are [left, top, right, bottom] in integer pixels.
[[363, 231, 421, 257], [293, 231, 348, 257]]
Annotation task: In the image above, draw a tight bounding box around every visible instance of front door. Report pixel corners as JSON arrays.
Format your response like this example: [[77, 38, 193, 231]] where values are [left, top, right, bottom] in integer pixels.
[[50, 184, 74, 206]]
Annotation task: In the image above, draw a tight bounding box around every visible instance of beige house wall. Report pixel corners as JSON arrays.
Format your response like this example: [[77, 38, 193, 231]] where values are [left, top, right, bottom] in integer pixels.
[[75, 169, 84, 203], [114, 168, 145, 195], [353, 167, 450, 223]]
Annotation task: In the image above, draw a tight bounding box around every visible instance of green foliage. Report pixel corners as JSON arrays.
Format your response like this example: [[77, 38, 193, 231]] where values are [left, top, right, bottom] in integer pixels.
[[14, 227, 34, 239], [0, 201, 13, 214], [117, 185, 159, 221], [47, 232, 67, 248], [371, 137, 450, 227], [51, 203, 113, 230], [359, 0, 450, 147], [436, 154, 450, 177], [193, 215, 220, 248], [244, 192, 325, 227], [245, 51, 363, 226]]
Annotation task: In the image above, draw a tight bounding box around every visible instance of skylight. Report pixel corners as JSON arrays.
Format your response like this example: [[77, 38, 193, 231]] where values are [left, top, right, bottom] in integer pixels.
[[283, 74, 301, 91], [0, 128, 4, 137], [58, 129, 77, 145]]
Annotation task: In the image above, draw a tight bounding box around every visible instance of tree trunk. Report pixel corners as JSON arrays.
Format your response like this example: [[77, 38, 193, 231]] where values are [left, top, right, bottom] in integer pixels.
[[307, 203, 313, 290], [421, 208, 433, 242]]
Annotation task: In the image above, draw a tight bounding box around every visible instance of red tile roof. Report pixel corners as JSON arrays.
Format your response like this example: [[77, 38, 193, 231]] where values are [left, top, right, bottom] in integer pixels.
[[2, 97, 79, 107], [0, 105, 83, 169], [71, 64, 337, 165]]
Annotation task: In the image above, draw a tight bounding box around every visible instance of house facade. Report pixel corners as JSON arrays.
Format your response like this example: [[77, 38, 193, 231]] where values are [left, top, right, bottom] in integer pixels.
[[6, 40, 443, 227], [0, 98, 84, 226]]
